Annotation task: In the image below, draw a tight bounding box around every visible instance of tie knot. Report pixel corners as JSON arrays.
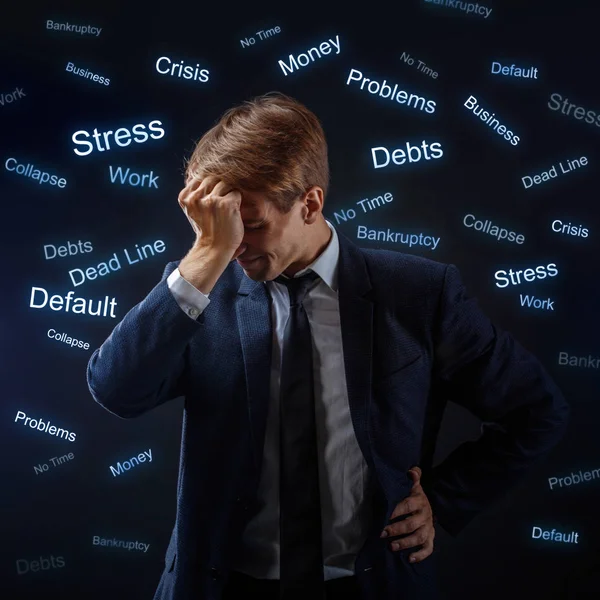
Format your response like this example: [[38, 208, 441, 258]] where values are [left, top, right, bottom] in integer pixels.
[[275, 270, 320, 307]]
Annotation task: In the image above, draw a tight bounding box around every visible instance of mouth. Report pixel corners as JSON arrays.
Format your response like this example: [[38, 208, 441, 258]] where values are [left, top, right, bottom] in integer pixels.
[[237, 256, 262, 267]]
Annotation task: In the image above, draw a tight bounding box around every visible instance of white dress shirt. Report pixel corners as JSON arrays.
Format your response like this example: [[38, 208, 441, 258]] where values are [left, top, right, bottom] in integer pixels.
[[167, 219, 373, 581]]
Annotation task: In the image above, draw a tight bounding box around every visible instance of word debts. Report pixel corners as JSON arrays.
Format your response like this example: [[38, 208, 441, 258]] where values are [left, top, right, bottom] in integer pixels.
[[5, 158, 67, 187], [400, 52, 438, 79], [110, 449, 153, 476], [109, 166, 159, 188], [48, 328, 90, 350], [346, 69, 436, 113], [29, 288, 117, 318], [519, 294, 554, 311], [464, 95, 520, 145], [551, 220, 588, 238], [34, 453, 75, 475], [44, 240, 93, 260], [558, 352, 600, 369], [522, 156, 588, 188], [548, 92, 600, 128], [357, 226, 440, 250], [463, 214, 525, 244], [93, 537, 150, 552], [371, 141, 443, 169], [72, 120, 165, 156], [15, 411, 76, 442], [46, 20, 101, 36], [491, 62, 538, 79], [241, 25, 281, 47], [279, 34, 340, 75], [333, 192, 394, 224], [532, 527, 579, 544], [424, 0, 492, 18], [494, 263, 558, 288], [549, 468, 600, 490], [66, 62, 110, 85], [155, 57, 209, 82], [16, 556, 65, 575], [0, 87, 26, 106], [68, 240, 166, 287]]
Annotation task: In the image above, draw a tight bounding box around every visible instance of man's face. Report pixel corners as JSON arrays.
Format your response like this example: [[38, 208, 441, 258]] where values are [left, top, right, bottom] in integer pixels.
[[235, 189, 310, 282]]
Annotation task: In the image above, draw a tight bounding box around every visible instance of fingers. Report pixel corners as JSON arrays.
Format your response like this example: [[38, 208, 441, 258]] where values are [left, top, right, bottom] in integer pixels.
[[386, 523, 433, 553], [389, 495, 421, 521], [408, 537, 434, 563], [381, 511, 423, 539]]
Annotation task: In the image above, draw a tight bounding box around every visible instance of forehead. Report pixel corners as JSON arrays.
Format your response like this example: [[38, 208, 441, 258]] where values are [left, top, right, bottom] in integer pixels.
[[240, 189, 270, 220]]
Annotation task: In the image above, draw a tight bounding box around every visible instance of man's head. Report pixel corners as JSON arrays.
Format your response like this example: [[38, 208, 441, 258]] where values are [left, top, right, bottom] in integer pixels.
[[184, 92, 332, 281]]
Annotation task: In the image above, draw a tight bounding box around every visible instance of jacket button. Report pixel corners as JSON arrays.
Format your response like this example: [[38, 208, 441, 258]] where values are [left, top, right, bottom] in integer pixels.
[[210, 568, 219, 580]]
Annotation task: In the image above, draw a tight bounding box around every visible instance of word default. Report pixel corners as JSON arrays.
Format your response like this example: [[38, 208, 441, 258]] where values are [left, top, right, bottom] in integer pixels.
[[29, 287, 117, 318], [491, 62, 538, 79], [532, 527, 579, 544], [278, 35, 340, 75]]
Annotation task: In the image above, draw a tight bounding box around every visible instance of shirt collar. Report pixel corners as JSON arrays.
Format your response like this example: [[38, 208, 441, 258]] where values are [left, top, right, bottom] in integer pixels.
[[275, 219, 339, 293]]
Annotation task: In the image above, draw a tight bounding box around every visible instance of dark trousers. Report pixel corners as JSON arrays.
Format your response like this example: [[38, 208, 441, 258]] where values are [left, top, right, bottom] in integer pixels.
[[223, 570, 362, 600]]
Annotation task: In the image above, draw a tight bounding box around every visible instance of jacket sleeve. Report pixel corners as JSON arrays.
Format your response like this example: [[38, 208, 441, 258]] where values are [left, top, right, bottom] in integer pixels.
[[421, 263, 570, 537], [86, 260, 203, 419]]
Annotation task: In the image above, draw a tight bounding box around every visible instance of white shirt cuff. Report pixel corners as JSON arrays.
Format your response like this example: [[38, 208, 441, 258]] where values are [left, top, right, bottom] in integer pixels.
[[167, 267, 210, 320]]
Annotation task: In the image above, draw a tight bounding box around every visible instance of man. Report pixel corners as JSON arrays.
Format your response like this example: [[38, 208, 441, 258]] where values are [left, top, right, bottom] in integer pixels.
[[87, 92, 570, 600]]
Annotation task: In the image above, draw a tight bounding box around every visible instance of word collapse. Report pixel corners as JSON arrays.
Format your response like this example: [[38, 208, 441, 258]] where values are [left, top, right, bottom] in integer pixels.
[[531, 527, 579, 544], [92, 537, 150, 552], [357, 226, 440, 249], [29, 288, 118, 318], [34, 453, 75, 475], [346, 69, 436, 113], [14, 411, 77, 442], [371, 141, 443, 169], [44, 240, 93, 260], [48, 328, 91, 350], [558, 352, 600, 369], [68, 240, 166, 287], [0, 87, 26, 106], [110, 449, 153, 477], [463, 214, 525, 244], [66, 62, 110, 86], [491, 62, 538, 79], [548, 92, 600, 128], [549, 468, 600, 490], [72, 120, 165, 156], [5, 158, 67, 187], [519, 294, 554, 311], [424, 0, 492, 18], [46, 20, 101, 36], [551, 220, 588, 238], [16, 556, 65, 576], [522, 156, 588, 188], [240, 25, 281, 48], [109, 165, 159, 188], [494, 263, 558, 288], [400, 52, 438, 79], [278, 34, 340, 75], [155, 57, 209, 82], [464, 95, 520, 145]]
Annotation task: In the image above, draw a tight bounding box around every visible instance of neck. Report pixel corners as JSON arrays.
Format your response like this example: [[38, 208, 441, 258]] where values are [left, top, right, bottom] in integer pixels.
[[284, 217, 332, 277]]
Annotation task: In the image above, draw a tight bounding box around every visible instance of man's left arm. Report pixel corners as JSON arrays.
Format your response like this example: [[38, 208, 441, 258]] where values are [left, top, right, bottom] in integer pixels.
[[421, 263, 570, 538]]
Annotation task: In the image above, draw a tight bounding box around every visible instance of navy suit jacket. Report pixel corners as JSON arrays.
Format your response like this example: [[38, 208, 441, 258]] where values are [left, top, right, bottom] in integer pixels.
[[87, 225, 569, 600]]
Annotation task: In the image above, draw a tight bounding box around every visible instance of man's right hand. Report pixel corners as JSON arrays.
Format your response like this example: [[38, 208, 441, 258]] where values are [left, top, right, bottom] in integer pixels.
[[177, 176, 247, 294], [178, 175, 247, 262]]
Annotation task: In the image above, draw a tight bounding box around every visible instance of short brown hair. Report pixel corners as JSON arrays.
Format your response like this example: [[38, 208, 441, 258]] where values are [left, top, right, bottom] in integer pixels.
[[185, 92, 329, 214]]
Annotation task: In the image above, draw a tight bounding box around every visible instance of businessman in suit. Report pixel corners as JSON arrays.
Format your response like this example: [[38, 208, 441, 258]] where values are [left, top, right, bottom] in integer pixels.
[[87, 92, 570, 600]]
